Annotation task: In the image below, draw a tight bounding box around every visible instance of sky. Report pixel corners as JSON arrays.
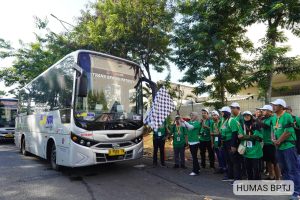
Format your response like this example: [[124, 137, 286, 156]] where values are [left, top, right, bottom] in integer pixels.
[[1, 1, 300, 93]]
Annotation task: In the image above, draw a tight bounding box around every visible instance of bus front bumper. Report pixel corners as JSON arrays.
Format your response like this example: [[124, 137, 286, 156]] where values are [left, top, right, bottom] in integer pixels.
[[69, 140, 144, 167]]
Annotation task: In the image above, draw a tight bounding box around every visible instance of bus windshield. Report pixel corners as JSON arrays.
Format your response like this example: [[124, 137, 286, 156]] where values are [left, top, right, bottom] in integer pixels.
[[74, 53, 143, 130], [0, 99, 18, 128]]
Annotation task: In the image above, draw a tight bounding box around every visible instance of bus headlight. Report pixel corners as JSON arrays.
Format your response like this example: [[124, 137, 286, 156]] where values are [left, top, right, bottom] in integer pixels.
[[71, 132, 97, 147], [132, 135, 143, 144]]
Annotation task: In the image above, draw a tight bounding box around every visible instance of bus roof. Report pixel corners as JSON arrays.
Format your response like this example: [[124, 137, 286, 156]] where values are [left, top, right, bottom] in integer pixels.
[[20, 50, 141, 91], [0, 97, 18, 101]]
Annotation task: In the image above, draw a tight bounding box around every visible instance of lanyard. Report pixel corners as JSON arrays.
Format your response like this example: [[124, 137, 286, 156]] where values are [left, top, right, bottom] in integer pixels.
[[275, 111, 285, 129], [176, 125, 181, 136]]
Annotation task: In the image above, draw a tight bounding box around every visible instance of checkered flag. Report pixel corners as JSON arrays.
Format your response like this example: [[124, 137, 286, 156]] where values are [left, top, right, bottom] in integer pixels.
[[144, 87, 175, 130]]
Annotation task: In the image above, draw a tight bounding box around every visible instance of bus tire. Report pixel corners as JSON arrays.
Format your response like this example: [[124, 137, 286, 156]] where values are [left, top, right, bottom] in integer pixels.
[[50, 144, 60, 171], [21, 137, 28, 156]]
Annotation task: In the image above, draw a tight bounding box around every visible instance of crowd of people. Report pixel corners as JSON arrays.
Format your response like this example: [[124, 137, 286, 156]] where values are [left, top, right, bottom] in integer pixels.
[[152, 99, 300, 200]]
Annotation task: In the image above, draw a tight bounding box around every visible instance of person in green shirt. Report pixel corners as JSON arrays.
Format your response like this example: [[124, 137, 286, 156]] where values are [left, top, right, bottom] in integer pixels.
[[220, 106, 242, 182], [171, 115, 188, 169], [271, 99, 300, 200], [180, 112, 201, 176], [199, 108, 214, 169], [260, 105, 280, 180], [153, 120, 169, 167], [238, 111, 263, 180], [210, 110, 226, 173]]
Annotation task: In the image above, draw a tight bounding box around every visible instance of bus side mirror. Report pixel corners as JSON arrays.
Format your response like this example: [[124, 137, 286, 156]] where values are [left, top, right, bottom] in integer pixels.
[[77, 71, 88, 97]]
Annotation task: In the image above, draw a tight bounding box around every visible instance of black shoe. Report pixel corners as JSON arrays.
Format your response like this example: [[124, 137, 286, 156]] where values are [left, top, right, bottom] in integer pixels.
[[173, 164, 179, 169], [181, 165, 187, 169], [161, 163, 167, 167]]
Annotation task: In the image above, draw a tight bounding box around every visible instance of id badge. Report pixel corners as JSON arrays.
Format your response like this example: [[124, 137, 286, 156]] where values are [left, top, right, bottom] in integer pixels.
[[215, 137, 219, 142], [177, 137, 181, 142], [158, 132, 162, 137], [246, 141, 253, 148]]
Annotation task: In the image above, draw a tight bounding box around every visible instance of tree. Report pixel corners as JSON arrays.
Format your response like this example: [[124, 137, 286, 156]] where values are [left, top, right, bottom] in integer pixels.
[[243, 0, 300, 103], [0, 18, 78, 93], [173, 0, 252, 107], [73, 0, 175, 99]]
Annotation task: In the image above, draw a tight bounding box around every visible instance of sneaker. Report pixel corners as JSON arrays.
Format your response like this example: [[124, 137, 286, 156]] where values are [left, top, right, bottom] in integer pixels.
[[189, 172, 198, 176], [173, 164, 179, 169], [222, 177, 234, 182], [181, 165, 187, 169]]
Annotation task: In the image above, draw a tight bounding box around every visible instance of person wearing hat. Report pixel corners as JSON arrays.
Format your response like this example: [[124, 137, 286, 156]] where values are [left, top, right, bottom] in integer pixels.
[[180, 112, 201, 176], [260, 105, 280, 180], [153, 120, 169, 167], [286, 106, 300, 156], [170, 115, 188, 169], [219, 106, 242, 182], [210, 110, 226, 173], [238, 111, 263, 180], [230, 102, 247, 178], [271, 99, 300, 200], [199, 108, 215, 169]]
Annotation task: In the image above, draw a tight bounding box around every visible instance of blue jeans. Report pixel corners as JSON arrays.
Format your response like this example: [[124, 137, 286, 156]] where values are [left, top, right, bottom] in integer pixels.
[[277, 147, 300, 195], [214, 147, 226, 170]]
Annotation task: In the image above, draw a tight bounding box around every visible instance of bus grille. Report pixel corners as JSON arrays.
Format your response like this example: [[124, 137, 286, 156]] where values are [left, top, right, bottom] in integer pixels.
[[95, 142, 133, 149]]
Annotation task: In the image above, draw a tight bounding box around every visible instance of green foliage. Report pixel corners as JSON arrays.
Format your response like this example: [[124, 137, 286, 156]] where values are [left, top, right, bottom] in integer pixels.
[[73, 0, 174, 83], [87, 90, 109, 111], [173, 0, 253, 107], [242, 0, 300, 103]]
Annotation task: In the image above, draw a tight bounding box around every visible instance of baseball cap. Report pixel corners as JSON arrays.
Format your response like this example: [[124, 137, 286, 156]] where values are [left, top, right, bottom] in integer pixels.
[[201, 108, 209, 113], [230, 102, 240, 108], [270, 99, 287, 108], [211, 110, 219, 117], [260, 105, 273, 112], [175, 115, 180, 119], [243, 111, 252, 115], [219, 106, 231, 113]]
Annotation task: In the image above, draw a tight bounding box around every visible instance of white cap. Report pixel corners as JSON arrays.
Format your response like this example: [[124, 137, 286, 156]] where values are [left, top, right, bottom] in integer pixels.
[[201, 108, 209, 113], [211, 110, 219, 117], [242, 111, 252, 115], [230, 102, 240, 108], [270, 99, 287, 108], [260, 105, 273, 112], [219, 106, 231, 113]]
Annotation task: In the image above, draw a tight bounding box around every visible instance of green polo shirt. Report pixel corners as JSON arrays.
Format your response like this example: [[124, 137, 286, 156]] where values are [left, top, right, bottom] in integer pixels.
[[187, 120, 201, 143], [261, 115, 275, 145], [239, 129, 263, 159], [171, 124, 187, 148], [233, 113, 244, 133], [199, 119, 211, 141], [272, 112, 296, 150], [153, 122, 167, 138], [220, 117, 239, 141], [210, 120, 221, 148]]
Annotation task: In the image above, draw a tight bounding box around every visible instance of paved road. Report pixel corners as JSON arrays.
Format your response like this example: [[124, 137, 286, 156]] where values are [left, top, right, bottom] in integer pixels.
[[0, 142, 289, 200]]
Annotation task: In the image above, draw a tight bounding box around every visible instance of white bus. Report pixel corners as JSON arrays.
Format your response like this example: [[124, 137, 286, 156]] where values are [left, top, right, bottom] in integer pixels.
[[0, 98, 18, 140], [15, 50, 144, 169]]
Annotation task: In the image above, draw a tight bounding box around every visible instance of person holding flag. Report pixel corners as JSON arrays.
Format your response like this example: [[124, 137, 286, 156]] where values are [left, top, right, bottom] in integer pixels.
[[180, 112, 201, 176]]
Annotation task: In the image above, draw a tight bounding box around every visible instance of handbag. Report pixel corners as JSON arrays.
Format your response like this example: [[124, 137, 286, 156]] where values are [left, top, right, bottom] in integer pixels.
[[238, 142, 246, 155]]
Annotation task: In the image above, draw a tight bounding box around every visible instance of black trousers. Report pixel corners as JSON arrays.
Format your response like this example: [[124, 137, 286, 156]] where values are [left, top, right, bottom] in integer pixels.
[[223, 140, 242, 180], [174, 146, 185, 166], [189, 143, 200, 173], [245, 158, 261, 180], [153, 137, 165, 165], [199, 140, 215, 168]]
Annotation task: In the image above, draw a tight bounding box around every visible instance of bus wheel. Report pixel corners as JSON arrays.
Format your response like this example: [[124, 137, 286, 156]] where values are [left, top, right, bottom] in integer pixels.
[[21, 138, 28, 156], [50, 144, 60, 171]]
